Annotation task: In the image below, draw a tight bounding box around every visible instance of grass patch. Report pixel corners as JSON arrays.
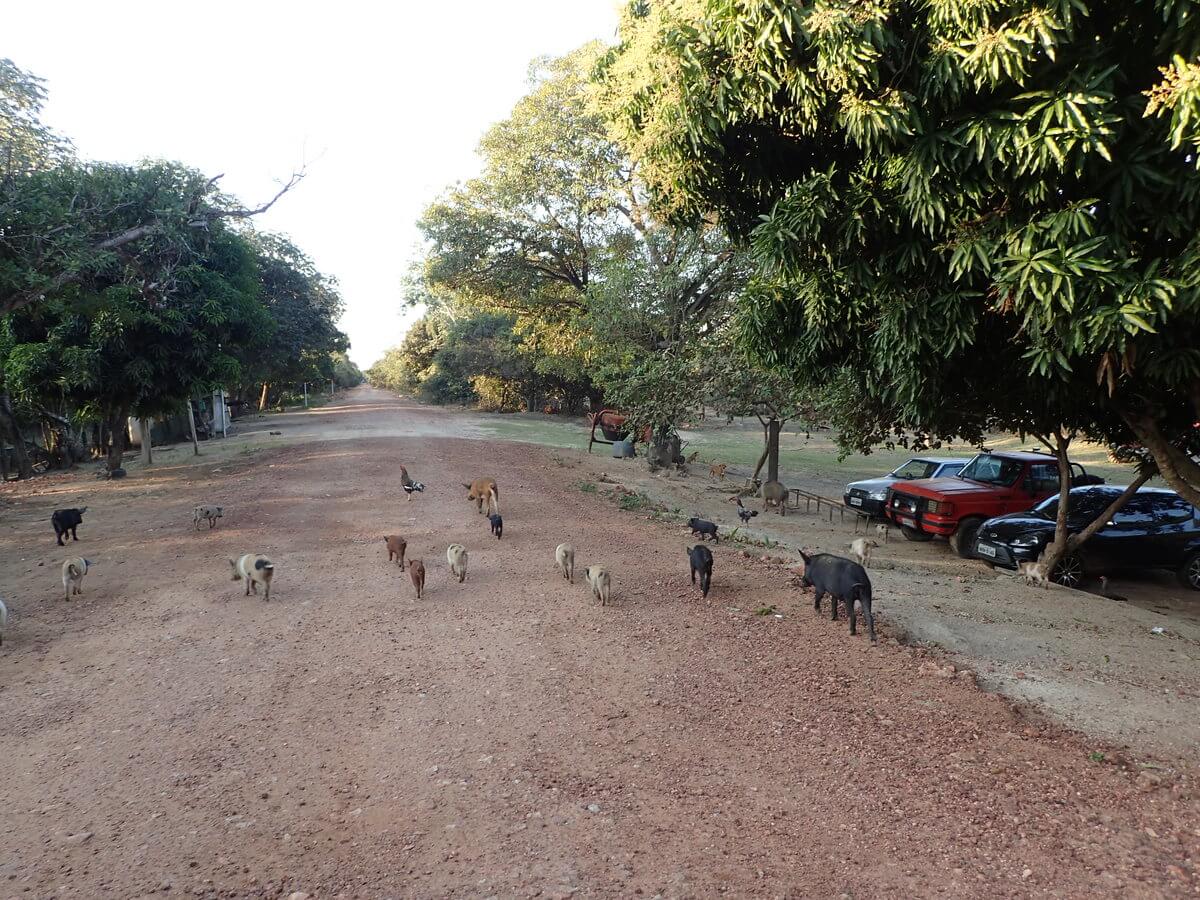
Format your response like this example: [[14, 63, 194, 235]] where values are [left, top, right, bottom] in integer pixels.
[[1089, 751, 1106, 763], [577, 481, 598, 493], [618, 490, 657, 511], [461, 407, 1146, 490], [755, 605, 778, 617]]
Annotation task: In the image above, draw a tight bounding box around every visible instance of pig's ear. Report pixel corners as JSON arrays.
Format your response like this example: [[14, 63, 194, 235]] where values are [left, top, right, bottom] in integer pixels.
[[799, 549, 811, 562]]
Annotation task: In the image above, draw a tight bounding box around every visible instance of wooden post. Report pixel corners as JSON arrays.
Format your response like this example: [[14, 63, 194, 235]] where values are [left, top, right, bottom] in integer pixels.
[[303, 383, 308, 408], [186, 399, 200, 456], [140, 418, 153, 466]]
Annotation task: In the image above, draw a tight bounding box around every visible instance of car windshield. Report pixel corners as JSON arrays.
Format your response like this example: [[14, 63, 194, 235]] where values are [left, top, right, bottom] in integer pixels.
[[957, 454, 1025, 487], [1035, 488, 1122, 525], [891, 459, 938, 480]]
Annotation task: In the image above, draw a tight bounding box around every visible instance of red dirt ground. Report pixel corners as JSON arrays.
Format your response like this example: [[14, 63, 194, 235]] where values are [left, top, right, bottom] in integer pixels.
[[1, 388, 1197, 898]]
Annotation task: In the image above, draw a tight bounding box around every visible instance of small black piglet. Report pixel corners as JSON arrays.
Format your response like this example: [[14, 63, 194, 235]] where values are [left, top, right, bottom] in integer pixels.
[[52, 507, 87, 546], [687, 517, 719, 543], [488, 513, 503, 540], [688, 544, 713, 598]]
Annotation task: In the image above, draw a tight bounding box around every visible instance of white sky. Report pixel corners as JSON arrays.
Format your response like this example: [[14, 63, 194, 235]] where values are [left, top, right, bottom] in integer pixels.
[[7, 1, 619, 368]]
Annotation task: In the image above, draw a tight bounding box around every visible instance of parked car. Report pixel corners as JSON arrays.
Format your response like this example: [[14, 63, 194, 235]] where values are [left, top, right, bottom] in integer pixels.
[[843, 457, 969, 517], [974, 486, 1200, 589], [885, 450, 1104, 557]]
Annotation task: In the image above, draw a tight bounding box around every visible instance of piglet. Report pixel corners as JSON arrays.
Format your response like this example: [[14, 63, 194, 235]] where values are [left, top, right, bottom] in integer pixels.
[[688, 544, 713, 598], [799, 550, 875, 643]]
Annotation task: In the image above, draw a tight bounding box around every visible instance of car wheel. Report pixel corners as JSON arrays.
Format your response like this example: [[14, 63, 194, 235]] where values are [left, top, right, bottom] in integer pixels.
[[950, 518, 984, 559], [1178, 552, 1200, 591], [1052, 553, 1085, 589], [901, 525, 933, 542]]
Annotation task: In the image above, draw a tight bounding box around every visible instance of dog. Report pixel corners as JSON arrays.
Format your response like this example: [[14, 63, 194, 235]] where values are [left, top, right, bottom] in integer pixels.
[[584, 565, 612, 606], [62, 557, 92, 600], [447, 544, 468, 582], [488, 513, 503, 540], [688, 544, 714, 598], [1018, 560, 1049, 588], [192, 504, 223, 530], [687, 517, 719, 543], [229, 554, 275, 600], [709, 463, 727, 481], [463, 478, 499, 516], [555, 543, 575, 583], [875, 523, 890, 544], [384, 535, 407, 569], [409, 559, 426, 599], [849, 538, 878, 568], [52, 507, 87, 546]]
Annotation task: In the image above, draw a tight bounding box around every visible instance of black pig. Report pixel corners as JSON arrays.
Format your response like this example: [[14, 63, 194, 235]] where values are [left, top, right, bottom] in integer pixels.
[[799, 550, 876, 643], [488, 513, 503, 540], [687, 517, 719, 543], [52, 507, 87, 546], [688, 544, 713, 598]]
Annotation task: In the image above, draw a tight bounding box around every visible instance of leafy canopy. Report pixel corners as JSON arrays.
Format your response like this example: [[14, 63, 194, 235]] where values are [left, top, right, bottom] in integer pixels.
[[603, 0, 1200, 503]]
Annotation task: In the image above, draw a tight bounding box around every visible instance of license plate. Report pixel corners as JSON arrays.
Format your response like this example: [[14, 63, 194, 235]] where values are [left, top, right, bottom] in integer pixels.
[[849, 497, 862, 507], [898, 516, 915, 529], [977, 543, 997, 558]]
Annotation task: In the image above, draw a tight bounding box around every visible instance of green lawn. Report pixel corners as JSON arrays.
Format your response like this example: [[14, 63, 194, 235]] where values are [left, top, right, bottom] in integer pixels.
[[469, 412, 1142, 493]]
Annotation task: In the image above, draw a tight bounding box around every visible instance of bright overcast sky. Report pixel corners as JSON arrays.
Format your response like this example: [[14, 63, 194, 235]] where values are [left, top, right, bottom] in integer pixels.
[[7, 1, 619, 368]]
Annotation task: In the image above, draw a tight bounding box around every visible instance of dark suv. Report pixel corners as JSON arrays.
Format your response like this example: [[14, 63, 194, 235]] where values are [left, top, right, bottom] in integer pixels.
[[975, 486, 1200, 588]]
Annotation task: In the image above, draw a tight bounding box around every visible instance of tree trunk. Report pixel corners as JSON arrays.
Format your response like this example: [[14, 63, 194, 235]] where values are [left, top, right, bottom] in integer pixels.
[[106, 410, 129, 472], [1038, 430, 1074, 577], [1120, 409, 1200, 507], [140, 418, 153, 466], [0, 392, 33, 479], [750, 419, 770, 484], [258, 382, 270, 412], [766, 417, 782, 484], [186, 399, 200, 456]]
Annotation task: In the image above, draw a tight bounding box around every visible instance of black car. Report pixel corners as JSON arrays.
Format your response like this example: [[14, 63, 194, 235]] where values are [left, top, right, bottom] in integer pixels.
[[974, 486, 1200, 589]]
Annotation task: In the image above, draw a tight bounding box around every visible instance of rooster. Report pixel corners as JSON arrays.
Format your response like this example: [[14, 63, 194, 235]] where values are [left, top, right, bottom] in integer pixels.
[[732, 496, 758, 524], [402, 480, 425, 499]]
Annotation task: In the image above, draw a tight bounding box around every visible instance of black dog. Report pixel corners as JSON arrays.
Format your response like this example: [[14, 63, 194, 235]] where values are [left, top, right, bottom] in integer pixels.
[[687, 516, 719, 543], [688, 544, 714, 598], [52, 507, 87, 546], [488, 513, 503, 540]]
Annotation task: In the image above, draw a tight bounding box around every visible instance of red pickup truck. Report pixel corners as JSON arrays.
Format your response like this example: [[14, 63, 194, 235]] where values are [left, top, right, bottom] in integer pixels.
[[885, 450, 1103, 558]]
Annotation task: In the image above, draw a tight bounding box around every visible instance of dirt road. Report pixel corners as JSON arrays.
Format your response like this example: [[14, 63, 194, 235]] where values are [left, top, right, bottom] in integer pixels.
[[1, 387, 1197, 898]]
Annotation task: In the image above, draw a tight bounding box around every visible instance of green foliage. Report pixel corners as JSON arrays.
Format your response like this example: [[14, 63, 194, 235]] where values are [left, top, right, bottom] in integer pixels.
[[331, 352, 364, 389], [241, 233, 348, 391], [4, 222, 268, 425], [0, 57, 71, 181], [603, 0, 1200, 502], [0, 60, 349, 472], [417, 42, 747, 413]]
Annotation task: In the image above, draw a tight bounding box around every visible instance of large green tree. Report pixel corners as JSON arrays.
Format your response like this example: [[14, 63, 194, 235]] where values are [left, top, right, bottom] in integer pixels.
[[4, 219, 269, 470], [420, 42, 747, 408], [240, 233, 348, 408], [602, 0, 1200, 572]]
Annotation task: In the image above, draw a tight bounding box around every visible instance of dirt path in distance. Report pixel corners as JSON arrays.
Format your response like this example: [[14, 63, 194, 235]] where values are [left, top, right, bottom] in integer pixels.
[[0, 387, 1196, 898]]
